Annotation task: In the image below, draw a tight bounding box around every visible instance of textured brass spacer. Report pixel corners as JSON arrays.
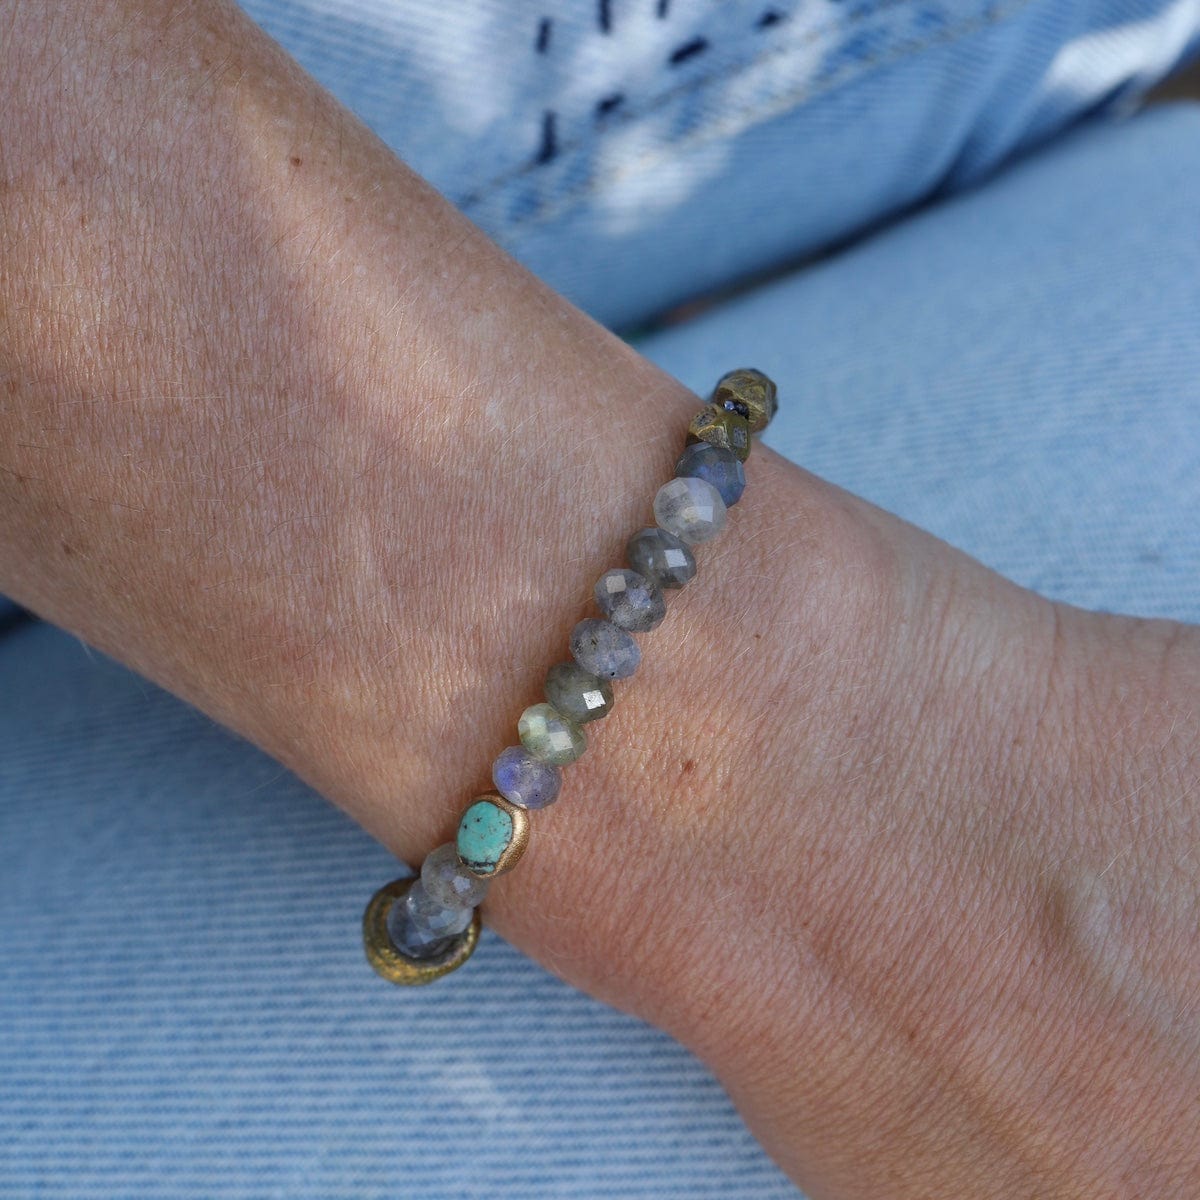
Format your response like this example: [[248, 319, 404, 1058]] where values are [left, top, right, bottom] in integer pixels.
[[710, 367, 778, 433], [686, 405, 752, 461], [362, 876, 481, 986]]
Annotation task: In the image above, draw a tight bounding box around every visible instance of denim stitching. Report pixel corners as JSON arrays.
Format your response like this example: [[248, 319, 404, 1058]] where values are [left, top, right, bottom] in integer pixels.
[[458, 0, 918, 210], [468, 0, 1036, 232]]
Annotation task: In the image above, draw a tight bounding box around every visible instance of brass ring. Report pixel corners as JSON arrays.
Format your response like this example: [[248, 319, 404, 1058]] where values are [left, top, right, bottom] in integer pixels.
[[362, 877, 482, 986]]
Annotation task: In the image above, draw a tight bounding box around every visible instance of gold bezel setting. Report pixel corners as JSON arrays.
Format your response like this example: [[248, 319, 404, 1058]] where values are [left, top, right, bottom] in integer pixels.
[[363, 876, 481, 985]]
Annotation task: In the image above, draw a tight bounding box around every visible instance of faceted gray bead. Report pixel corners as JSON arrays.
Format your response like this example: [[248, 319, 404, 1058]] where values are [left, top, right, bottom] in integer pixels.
[[569, 617, 640, 680], [626, 526, 696, 589], [386, 897, 458, 960], [518, 702, 586, 764], [404, 878, 474, 937], [594, 568, 665, 632], [493, 744, 563, 809], [675, 442, 746, 506], [544, 661, 613, 725], [653, 476, 726, 544], [421, 841, 490, 909]]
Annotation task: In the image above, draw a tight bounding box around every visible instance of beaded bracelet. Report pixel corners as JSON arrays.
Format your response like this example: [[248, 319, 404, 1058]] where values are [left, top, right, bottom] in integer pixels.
[[363, 368, 778, 985]]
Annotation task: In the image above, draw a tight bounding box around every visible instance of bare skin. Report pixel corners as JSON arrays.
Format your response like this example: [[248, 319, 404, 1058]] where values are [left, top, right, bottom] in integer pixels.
[[2, 3, 1198, 1195]]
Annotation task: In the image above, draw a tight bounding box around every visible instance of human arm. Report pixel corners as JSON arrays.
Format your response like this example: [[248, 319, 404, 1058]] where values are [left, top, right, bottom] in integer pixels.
[[2, 3, 1199, 1195]]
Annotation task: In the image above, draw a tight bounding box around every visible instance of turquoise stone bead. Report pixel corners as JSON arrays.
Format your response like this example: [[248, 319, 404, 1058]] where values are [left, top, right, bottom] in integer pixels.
[[457, 800, 511, 876], [518, 702, 586, 764], [456, 795, 529, 876]]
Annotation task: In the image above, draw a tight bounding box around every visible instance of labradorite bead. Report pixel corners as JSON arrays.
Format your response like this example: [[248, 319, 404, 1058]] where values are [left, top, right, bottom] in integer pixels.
[[675, 442, 746, 507], [569, 617, 640, 680], [518, 702, 586, 764], [493, 744, 563, 809], [711, 368, 777, 433], [386, 897, 458, 960], [457, 794, 530, 876], [544, 662, 613, 724], [421, 841, 490, 909], [626, 526, 696, 590], [594, 568, 665, 633], [653, 476, 726, 544], [686, 405, 751, 461], [404, 878, 474, 937]]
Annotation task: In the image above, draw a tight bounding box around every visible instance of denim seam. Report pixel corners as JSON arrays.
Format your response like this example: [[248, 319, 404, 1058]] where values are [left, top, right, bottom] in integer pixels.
[[457, 0, 919, 210], [465, 0, 1036, 233]]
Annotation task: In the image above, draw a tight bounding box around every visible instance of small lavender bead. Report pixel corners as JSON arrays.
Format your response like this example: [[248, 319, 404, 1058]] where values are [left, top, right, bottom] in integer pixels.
[[544, 662, 613, 724], [570, 617, 640, 680], [626, 526, 696, 589], [421, 841, 490, 909], [404, 878, 474, 937], [518, 702, 587, 765], [386, 898, 458, 960], [594, 568, 665, 633], [653, 476, 726, 544], [493, 744, 563, 809], [675, 442, 746, 507]]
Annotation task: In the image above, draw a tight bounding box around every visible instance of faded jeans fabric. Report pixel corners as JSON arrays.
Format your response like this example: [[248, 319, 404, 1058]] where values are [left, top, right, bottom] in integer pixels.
[[3, 104, 1200, 1198], [233, 0, 1200, 330], [3, 6, 1200, 1200]]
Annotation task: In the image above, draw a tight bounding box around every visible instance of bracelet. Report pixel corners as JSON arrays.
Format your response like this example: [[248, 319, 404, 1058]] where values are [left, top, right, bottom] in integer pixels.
[[363, 368, 779, 985]]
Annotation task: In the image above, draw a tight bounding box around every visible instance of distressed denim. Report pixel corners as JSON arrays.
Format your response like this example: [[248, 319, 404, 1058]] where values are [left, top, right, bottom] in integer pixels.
[[235, 0, 1200, 330], [2, 2, 1200, 1197]]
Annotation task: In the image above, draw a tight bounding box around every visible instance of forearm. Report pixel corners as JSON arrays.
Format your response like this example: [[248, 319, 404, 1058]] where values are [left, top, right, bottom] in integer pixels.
[[3, 3, 1199, 1197], [0, 0, 665, 780]]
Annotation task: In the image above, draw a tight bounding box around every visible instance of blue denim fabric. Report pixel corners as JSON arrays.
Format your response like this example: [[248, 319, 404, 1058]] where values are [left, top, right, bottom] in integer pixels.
[[3, 103, 1199, 1196], [642, 104, 1200, 626], [236, 0, 1200, 329]]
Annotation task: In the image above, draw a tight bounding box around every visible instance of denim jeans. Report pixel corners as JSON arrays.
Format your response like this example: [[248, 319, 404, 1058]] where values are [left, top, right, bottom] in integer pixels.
[[2, 3, 1199, 1196]]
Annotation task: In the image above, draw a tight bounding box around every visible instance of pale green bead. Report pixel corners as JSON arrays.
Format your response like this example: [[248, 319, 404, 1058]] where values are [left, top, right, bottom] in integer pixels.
[[518, 702, 586, 765], [545, 662, 613, 724]]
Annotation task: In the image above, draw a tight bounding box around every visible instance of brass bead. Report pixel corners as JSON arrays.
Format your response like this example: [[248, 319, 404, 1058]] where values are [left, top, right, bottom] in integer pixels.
[[686, 405, 751, 462], [710, 368, 778, 433], [362, 876, 482, 986]]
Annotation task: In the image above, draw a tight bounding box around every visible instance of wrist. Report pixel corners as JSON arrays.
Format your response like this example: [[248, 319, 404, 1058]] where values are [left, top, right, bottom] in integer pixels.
[[706, 577, 1200, 1198]]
